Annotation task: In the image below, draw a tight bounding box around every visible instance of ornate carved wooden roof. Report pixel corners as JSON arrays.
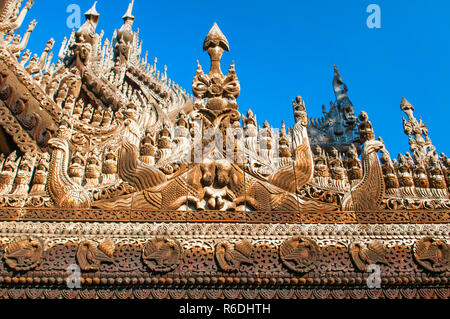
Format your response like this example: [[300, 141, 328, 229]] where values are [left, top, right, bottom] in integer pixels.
[[0, 0, 448, 300]]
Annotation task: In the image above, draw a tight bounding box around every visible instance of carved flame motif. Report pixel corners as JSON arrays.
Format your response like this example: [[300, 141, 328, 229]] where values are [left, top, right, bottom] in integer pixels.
[[4, 236, 44, 271], [279, 237, 320, 273], [349, 241, 388, 272], [413, 237, 449, 273], [215, 240, 254, 271], [142, 237, 183, 272], [76, 238, 115, 271]]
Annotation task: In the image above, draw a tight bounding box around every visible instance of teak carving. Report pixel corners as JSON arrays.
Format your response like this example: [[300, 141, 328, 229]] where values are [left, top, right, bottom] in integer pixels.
[[279, 236, 320, 273], [0, 0, 448, 300], [4, 236, 43, 271], [142, 237, 183, 272]]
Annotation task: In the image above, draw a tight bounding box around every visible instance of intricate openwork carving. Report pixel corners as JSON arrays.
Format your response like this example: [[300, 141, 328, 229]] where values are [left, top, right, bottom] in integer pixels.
[[142, 237, 183, 272], [4, 236, 44, 270], [279, 237, 320, 273], [413, 237, 449, 272]]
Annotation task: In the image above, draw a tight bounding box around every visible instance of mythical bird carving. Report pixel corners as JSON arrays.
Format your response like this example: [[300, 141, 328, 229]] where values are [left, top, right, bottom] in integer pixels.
[[76, 238, 115, 271], [142, 237, 183, 272], [47, 128, 92, 208], [269, 96, 314, 193], [342, 112, 385, 211], [279, 237, 320, 273], [4, 236, 44, 271], [414, 237, 449, 272], [215, 240, 253, 271], [349, 241, 388, 272]]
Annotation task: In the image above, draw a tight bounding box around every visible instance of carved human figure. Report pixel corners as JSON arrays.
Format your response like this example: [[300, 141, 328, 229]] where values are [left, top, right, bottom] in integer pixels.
[[312, 145, 329, 185], [68, 152, 85, 185], [0, 151, 18, 195], [11, 153, 35, 196], [358, 111, 375, 143], [328, 148, 346, 186], [345, 145, 362, 185], [278, 121, 292, 159], [380, 151, 399, 191], [397, 154, 414, 188], [157, 123, 172, 161], [85, 151, 101, 186], [101, 150, 117, 184], [428, 156, 446, 190], [29, 153, 50, 195], [139, 132, 156, 165]]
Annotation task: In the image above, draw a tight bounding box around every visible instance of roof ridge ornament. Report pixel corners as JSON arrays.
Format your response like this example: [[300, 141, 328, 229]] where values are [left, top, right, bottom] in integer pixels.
[[400, 97, 437, 165], [85, 1, 100, 18], [203, 22, 230, 77], [122, 0, 135, 21], [333, 64, 353, 108], [192, 23, 240, 127]]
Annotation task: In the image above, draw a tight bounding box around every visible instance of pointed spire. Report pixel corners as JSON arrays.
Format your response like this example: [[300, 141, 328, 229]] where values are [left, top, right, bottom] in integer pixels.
[[85, 1, 100, 17], [122, 0, 135, 21], [400, 97, 414, 111], [333, 64, 352, 107], [203, 22, 230, 52]]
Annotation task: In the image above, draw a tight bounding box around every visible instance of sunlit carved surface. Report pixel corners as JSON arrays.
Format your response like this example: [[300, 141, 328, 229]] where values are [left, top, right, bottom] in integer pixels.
[[0, 0, 448, 299]]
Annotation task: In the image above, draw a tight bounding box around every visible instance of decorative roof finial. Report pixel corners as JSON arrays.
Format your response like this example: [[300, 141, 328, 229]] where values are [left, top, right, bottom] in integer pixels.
[[333, 64, 353, 107], [400, 97, 437, 164], [203, 23, 229, 76], [122, 0, 135, 21], [85, 1, 100, 18]]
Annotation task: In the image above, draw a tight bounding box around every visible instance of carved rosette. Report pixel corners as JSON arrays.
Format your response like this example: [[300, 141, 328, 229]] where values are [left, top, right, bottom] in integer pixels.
[[142, 237, 183, 272], [215, 240, 254, 271], [279, 237, 320, 273], [413, 237, 449, 273], [4, 236, 44, 271]]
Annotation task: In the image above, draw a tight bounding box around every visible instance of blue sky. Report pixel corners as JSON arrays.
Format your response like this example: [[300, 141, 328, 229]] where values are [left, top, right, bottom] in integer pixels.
[[19, 0, 450, 157]]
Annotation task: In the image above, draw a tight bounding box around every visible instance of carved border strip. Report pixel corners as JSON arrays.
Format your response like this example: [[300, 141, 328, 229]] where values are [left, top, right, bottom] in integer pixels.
[[0, 208, 447, 224], [0, 287, 447, 300]]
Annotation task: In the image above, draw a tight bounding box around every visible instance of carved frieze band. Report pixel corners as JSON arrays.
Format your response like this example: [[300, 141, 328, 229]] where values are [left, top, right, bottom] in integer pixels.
[[0, 233, 448, 277], [0, 208, 448, 224]]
